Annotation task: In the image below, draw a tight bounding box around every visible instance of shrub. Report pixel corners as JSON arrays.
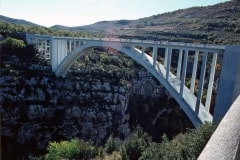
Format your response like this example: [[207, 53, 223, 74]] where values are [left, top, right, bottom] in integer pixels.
[[105, 135, 121, 154], [139, 142, 160, 160], [44, 139, 99, 160], [139, 123, 216, 160], [121, 126, 151, 160], [181, 123, 216, 159]]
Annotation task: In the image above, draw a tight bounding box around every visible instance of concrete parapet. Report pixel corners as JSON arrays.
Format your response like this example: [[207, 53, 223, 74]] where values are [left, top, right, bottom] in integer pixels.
[[198, 95, 240, 160]]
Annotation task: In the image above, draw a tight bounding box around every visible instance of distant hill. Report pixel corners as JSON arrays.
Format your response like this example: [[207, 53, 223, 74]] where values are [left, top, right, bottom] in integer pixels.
[[1, 0, 240, 44], [51, 0, 240, 44], [123, 0, 240, 43], [50, 20, 132, 33], [0, 15, 42, 27]]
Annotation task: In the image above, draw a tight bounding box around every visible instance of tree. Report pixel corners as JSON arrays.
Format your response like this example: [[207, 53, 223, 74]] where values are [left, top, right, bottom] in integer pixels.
[[1, 37, 26, 53]]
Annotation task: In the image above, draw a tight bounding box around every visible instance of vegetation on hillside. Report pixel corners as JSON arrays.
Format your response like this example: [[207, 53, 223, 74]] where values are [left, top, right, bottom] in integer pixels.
[[33, 123, 216, 160], [1, 33, 195, 159], [0, 21, 100, 38], [49, 0, 240, 44]]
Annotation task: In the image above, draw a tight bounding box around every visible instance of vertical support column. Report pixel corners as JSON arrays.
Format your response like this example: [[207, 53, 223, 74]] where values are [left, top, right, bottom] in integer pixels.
[[69, 40, 72, 53], [63, 39, 67, 59], [176, 49, 183, 79], [73, 40, 76, 49], [195, 51, 208, 115], [166, 48, 172, 81], [142, 46, 145, 59], [72, 39, 75, 50], [37, 38, 39, 52], [180, 49, 189, 96], [43, 39, 46, 59], [50, 36, 54, 68], [190, 50, 199, 93], [55, 39, 68, 69], [214, 46, 240, 122], [51, 37, 59, 72], [164, 48, 169, 69], [57, 39, 62, 65], [205, 52, 218, 111], [131, 45, 134, 53], [153, 46, 157, 68]]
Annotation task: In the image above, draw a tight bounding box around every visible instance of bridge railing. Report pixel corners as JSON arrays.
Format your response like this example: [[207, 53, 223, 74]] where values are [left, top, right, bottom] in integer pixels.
[[198, 95, 240, 160]]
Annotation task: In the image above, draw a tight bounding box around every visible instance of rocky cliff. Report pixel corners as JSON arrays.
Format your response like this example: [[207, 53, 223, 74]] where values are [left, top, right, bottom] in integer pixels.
[[1, 48, 193, 159]]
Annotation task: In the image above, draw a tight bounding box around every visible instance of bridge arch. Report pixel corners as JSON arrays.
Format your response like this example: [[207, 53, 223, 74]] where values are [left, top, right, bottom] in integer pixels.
[[55, 40, 203, 127]]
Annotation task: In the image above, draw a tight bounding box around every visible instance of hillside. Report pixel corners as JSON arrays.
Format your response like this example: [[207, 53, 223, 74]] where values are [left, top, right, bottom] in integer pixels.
[[0, 15, 41, 27], [51, 20, 132, 33], [121, 0, 240, 44], [51, 0, 240, 44]]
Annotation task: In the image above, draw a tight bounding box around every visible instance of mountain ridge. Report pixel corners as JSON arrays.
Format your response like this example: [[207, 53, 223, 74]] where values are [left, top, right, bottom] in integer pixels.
[[0, 15, 42, 27]]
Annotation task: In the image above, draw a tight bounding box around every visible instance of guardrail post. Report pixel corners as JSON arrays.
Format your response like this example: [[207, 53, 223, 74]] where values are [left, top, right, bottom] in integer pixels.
[[213, 45, 240, 122]]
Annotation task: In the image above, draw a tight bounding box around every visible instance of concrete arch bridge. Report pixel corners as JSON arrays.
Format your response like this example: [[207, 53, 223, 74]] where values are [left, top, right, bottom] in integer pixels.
[[26, 34, 240, 127]]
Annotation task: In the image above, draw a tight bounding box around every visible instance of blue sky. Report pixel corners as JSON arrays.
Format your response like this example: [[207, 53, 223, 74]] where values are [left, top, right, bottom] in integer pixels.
[[0, 0, 229, 27]]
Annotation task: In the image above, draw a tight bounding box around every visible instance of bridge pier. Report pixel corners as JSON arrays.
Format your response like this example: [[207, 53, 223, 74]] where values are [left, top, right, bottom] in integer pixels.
[[51, 39, 68, 72], [213, 45, 240, 122]]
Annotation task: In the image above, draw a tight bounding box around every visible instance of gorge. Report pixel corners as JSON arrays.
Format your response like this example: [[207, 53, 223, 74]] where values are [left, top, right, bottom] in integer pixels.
[[1, 46, 193, 159]]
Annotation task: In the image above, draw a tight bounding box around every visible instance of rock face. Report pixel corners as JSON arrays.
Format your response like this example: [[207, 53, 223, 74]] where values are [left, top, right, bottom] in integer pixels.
[[1, 53, 193, 159], [1, 70, 131, 156]]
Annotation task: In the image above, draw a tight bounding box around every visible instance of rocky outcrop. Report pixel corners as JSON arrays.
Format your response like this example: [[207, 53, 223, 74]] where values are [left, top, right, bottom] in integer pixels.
[[1, 68, 133, 158]]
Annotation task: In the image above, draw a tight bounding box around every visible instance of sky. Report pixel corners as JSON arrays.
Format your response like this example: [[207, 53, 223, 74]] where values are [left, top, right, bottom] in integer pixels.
[[0, 0, 230, 27]]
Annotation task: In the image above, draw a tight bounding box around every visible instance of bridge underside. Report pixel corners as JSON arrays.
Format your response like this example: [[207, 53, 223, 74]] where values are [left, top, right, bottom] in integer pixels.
[[54, 40, 213, 127]]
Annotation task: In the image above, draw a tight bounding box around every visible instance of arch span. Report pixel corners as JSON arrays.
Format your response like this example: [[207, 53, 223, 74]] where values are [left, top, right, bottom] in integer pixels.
[[55, 40, 210, 127]]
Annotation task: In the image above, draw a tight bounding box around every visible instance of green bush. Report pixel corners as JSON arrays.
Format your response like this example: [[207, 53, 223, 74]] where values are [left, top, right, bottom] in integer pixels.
[[44, 139, 99, 160], [139, 142, 160, 160], [181, 123, 216, 159], [121, 127, 152, 160], [105, 135, 121, 154], [0, 37, 26, 49]]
